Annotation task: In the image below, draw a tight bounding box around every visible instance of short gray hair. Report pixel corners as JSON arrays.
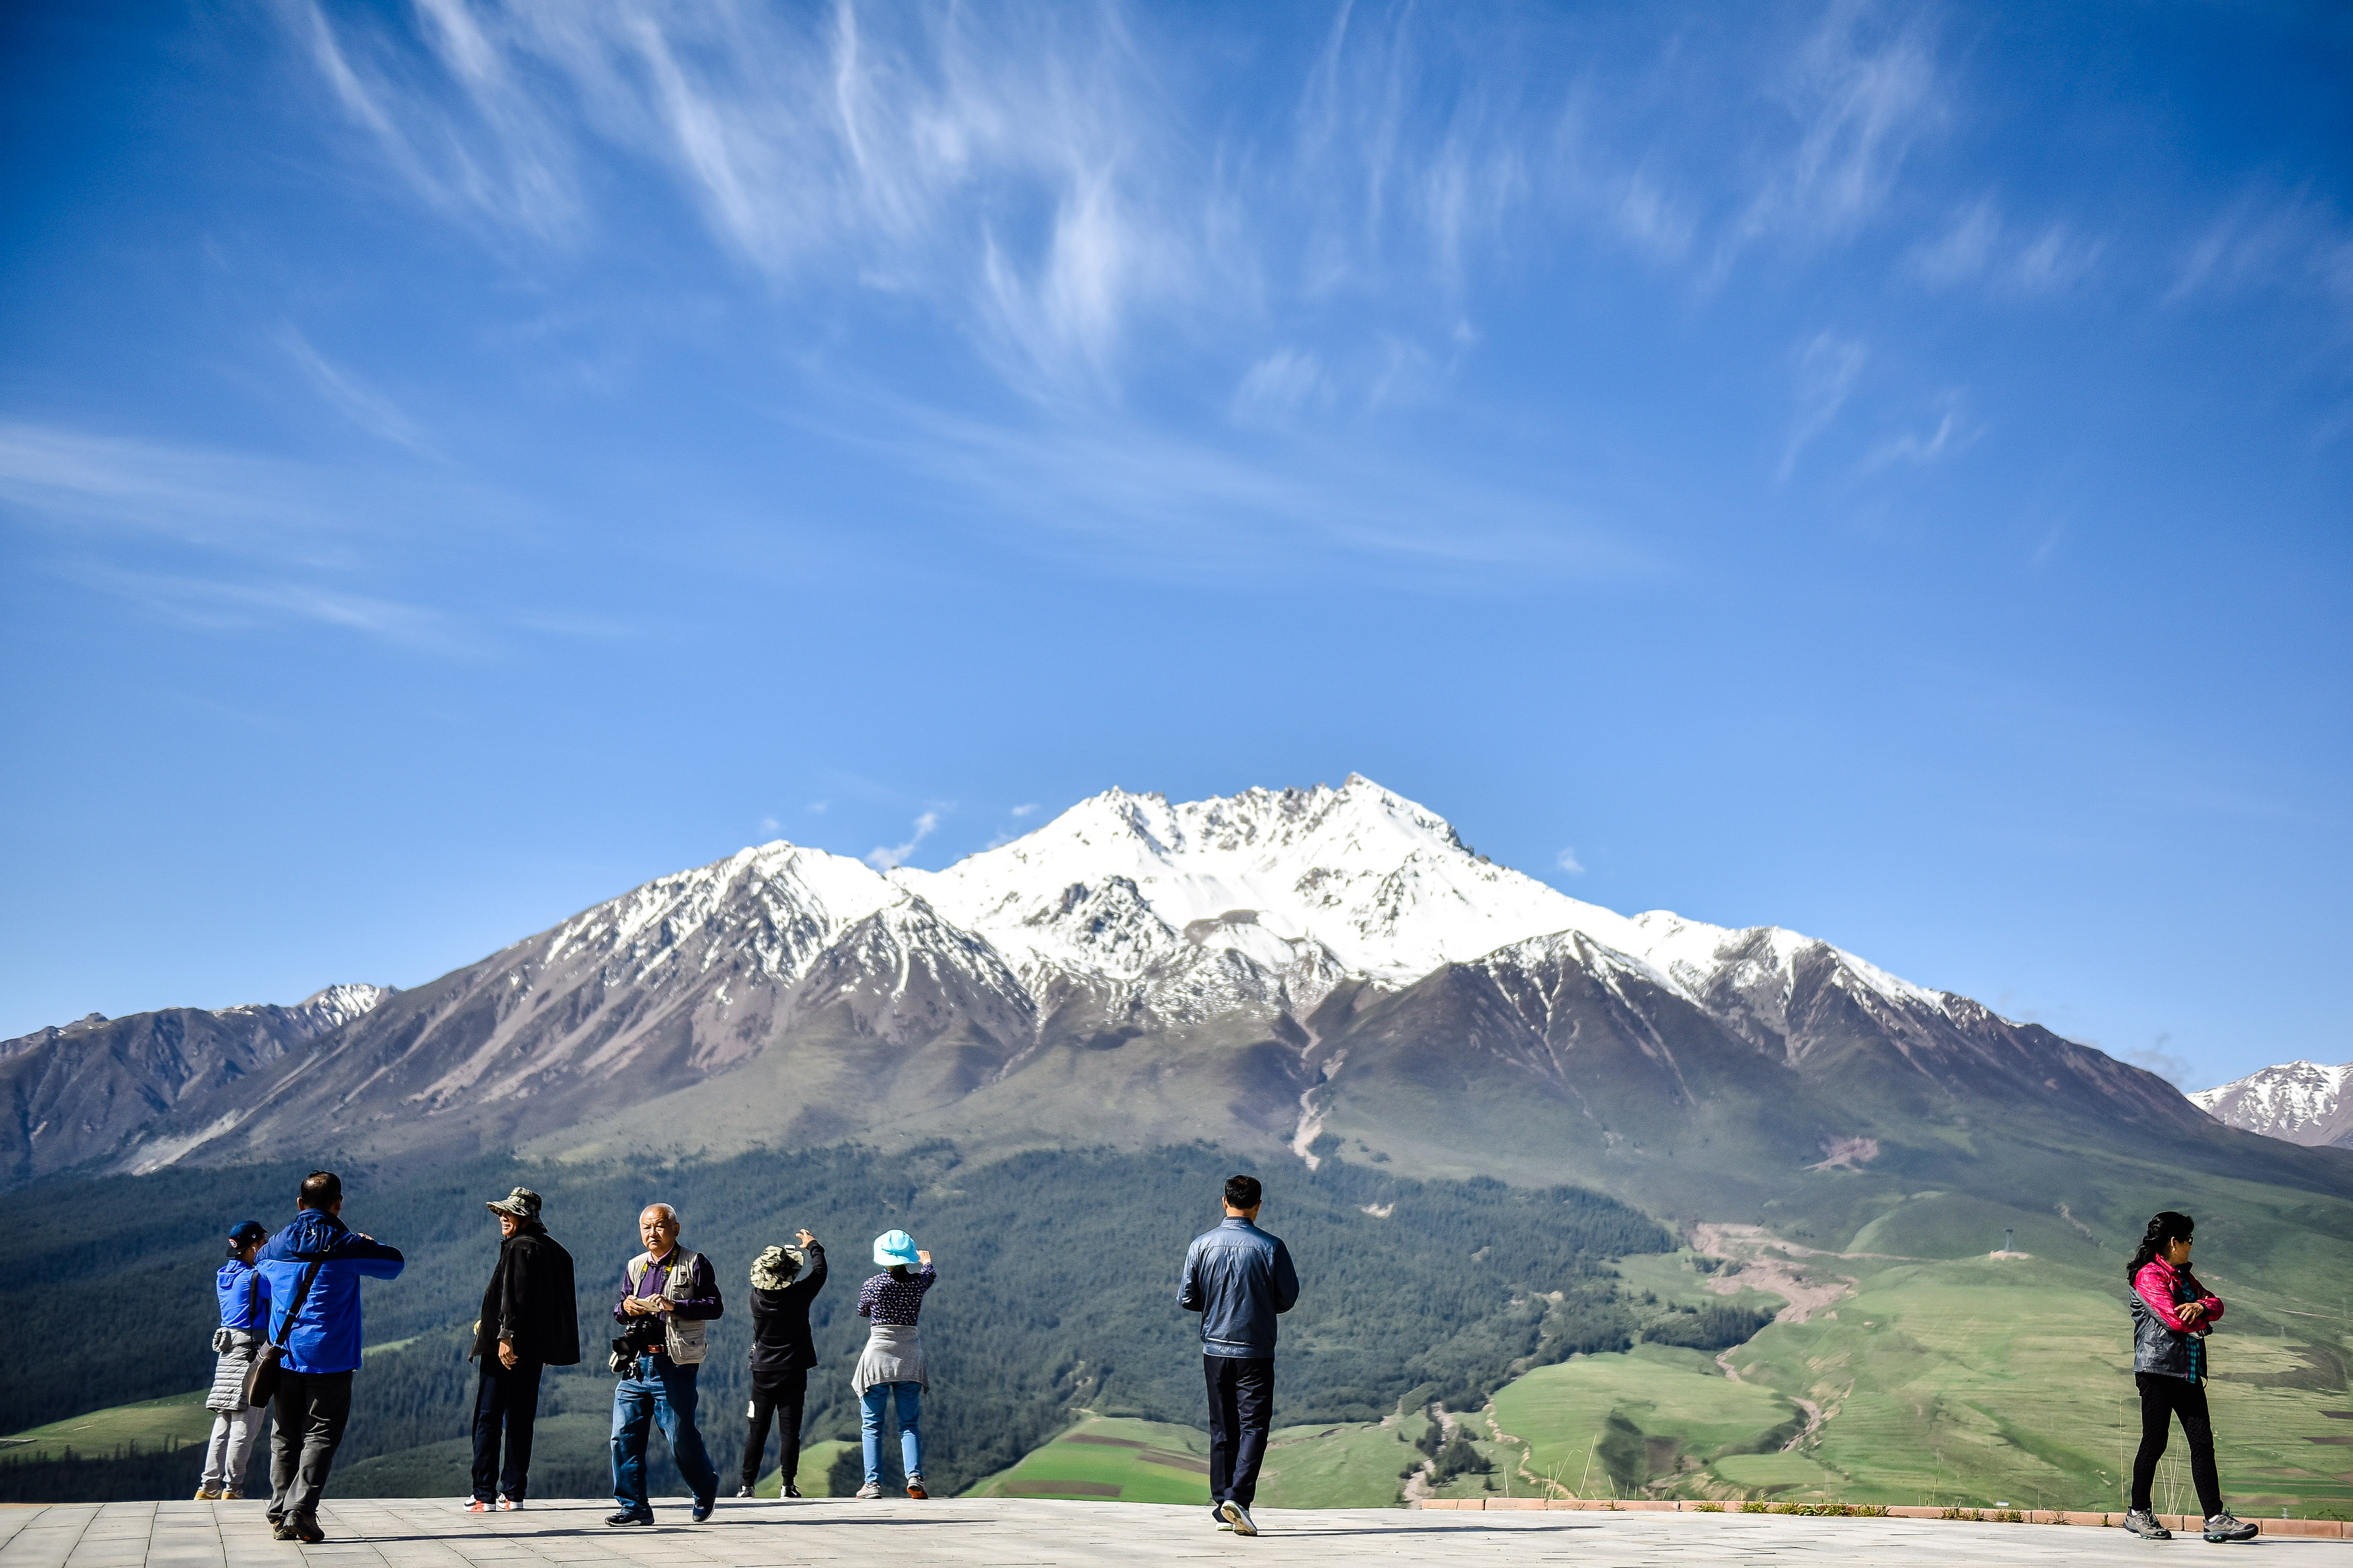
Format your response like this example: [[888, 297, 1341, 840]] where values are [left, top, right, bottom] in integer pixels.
[[640, 1203, 678, 1225]]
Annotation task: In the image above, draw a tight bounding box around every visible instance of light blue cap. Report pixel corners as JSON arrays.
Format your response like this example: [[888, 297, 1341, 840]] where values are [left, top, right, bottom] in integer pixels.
[[873, 1229, 919, 1267]]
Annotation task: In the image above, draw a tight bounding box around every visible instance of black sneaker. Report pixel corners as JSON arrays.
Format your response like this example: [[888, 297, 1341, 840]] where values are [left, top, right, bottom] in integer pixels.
[[291, 1516, 325, 1544], [734, 1485, 755, 1499], [2123, 1508, 2172, 1540], [692, 1496, 715, 1523], [605, 1510, 655, 1527], [2204, 1512, 2257, 1542], [783, 1481, 802, 1499]]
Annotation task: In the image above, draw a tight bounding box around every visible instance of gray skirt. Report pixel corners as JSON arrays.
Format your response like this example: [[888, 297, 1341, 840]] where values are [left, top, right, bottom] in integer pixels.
[[852, 1323, 927, 1395]]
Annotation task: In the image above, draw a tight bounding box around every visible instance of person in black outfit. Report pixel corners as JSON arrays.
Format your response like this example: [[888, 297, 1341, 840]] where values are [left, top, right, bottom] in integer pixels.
[[737, 1229, 826, 1497], [468, 1188, 580, 1511], [1178, 1174, 1299, 1537]]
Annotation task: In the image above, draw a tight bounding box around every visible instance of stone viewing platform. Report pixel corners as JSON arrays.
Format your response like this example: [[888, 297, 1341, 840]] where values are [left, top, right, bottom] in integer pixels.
[[1, 1496, 2346, 1567]]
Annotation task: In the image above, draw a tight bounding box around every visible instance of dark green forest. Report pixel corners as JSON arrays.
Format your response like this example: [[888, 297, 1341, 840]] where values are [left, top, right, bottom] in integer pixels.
[[1, 1142, 1670, 1501]]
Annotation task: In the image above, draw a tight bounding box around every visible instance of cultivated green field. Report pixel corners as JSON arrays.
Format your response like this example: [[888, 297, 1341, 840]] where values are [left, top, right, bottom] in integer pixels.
[[0, 1390, 214, 1465], [962, 1416, 1213, 1503]]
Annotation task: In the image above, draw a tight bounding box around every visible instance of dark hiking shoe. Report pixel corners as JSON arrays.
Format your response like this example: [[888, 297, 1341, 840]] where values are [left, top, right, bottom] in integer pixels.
[[734, 1485, 755, 1498], [604, 1510, 655, 1527], [2123, 1509, 2172, 1540], [291, 1516, 325, 1544], [1220, 1500, 1258, 1536], [271, 1521, 299, 1542], [783, 1481, 801, 1498], [2204, 1513, 2258, 1542], [691, 1496, 715, 1523]]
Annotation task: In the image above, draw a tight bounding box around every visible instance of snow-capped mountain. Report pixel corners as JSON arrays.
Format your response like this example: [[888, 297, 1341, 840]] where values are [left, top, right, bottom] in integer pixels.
[[0, 774, 2224, 1191], [2192, 1060, 2353, 1149]]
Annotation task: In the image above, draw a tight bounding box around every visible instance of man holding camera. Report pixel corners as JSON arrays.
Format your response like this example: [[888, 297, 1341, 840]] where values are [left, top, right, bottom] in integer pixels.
[[607, 1204, 723, 1526]]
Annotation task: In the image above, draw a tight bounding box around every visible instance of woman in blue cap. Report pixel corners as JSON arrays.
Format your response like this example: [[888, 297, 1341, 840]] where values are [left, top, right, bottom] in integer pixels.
[[196, 1219, 271, 1499], [852, 1231, 934, 1499]]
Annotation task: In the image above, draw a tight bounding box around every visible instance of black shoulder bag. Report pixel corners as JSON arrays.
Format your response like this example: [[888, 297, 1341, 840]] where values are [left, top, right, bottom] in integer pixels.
[[243, 1257, 326, 1408]]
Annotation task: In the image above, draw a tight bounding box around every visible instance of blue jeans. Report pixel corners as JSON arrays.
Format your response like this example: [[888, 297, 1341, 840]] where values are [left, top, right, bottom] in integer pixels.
[[611, 1352, 719, 1513], [860, 1382, 922, 1485]]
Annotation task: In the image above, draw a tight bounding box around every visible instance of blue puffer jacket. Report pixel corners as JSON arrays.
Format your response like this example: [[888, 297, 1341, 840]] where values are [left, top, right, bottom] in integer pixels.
[[254, 1210, 405, 1374], [1178, 1218, 1300, 1358], [216, 1259, 270, 1332]]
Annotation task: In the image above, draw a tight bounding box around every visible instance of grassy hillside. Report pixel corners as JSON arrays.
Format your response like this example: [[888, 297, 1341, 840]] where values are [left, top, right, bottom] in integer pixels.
[[964, 1416, 1212, 1503]]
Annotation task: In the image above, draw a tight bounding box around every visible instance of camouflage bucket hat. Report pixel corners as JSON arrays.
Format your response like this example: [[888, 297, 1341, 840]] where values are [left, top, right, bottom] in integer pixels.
[[486, 1187, 542, 1221], [750, 1245, 805, 1290]]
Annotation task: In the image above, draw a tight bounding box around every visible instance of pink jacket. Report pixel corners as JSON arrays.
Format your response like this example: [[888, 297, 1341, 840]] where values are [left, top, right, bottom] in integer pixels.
[[2133, 1257, 2222, 1333]]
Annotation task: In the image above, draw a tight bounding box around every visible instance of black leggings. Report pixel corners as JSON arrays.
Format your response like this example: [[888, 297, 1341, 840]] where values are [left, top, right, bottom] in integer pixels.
[[2130, 1372, 2222, 1517], [741, 1369, 807, 1489]]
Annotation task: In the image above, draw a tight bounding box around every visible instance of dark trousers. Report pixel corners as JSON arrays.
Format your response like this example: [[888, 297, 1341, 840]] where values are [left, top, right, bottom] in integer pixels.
[[2131, 1371, 2223, 1516], [268, 1368, 354, 1522], [1203, 1355, 1273, 1513], [471, 1358, 544, 1503], [742, 1368, 808, 1489]]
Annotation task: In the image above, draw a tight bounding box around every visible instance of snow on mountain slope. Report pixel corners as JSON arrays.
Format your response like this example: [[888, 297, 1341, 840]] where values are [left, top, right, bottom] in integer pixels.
[[895, 774, 1956, 1026], [2192, 1060, 2353, 1148]]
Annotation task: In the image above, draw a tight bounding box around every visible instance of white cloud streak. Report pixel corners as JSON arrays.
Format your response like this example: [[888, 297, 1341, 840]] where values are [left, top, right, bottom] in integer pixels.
[[1780, 331, 1868, 481], [866, 809, 942, 870]]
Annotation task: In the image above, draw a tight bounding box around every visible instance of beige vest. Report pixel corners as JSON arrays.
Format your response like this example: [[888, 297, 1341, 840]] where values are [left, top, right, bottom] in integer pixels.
[[625, 1249, 712, 1364]]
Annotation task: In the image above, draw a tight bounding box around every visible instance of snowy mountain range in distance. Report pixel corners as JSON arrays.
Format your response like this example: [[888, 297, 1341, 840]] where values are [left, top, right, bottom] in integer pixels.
[[0, 773, 2333, 1190]]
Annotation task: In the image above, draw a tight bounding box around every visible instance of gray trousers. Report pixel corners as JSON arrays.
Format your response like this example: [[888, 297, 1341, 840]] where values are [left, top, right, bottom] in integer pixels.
[[200, 1405, 262, 1491], [268, 1370, 353, 1521]]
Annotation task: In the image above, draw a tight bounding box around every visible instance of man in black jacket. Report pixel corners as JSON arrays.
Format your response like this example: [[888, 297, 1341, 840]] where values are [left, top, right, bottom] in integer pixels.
[[1179, 1174, 1299, 1537], [469, 1188, 580, 1511], [737, 1229, 826, 1497]]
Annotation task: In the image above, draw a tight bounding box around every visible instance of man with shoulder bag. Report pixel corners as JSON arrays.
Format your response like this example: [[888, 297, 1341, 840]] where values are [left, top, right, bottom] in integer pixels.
[[467, 1188, 579, 1513], [251, 1171, 405, 1544], [606, 1203, 723, 1527]]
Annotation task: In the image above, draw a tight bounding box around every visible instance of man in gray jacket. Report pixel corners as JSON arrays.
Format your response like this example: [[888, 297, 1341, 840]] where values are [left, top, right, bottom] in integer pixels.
[[1177, 1174, 1299, 1536]]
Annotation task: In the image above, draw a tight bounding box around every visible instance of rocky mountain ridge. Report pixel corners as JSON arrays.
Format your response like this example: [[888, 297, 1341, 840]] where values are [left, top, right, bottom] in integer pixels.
[[0, 777, 2287, 1203], [2192, 1059, 2353, 1148]]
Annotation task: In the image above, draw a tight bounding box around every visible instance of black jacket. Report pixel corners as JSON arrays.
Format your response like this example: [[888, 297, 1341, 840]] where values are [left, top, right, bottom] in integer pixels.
[[747, 1242, 827, 1378], [472, 1225, 581, 1366]]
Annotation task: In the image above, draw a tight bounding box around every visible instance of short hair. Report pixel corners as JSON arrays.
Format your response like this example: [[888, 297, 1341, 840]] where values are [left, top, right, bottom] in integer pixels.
[[1225, 1174, 1262, 1210], [641, 1203, 678, 1225], [298, 1171, 342, 1209]]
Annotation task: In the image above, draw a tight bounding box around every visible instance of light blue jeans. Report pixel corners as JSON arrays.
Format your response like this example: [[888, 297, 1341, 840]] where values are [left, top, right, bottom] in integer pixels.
[[860, 1381, 922, 1485]]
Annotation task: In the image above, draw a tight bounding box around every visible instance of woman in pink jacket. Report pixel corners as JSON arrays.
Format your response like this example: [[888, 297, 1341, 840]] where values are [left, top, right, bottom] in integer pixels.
[[2122, 1210, 2254, 1542]]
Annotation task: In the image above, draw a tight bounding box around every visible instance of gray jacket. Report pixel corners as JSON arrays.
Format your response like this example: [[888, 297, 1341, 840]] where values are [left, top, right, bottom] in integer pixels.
[[1178, 1219, 1300, 1358]]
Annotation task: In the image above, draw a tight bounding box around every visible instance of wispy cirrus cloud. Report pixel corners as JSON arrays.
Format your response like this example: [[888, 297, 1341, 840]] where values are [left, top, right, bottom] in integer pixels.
[[867, 809, 942, 870], [1780, 331, 1868, 481]]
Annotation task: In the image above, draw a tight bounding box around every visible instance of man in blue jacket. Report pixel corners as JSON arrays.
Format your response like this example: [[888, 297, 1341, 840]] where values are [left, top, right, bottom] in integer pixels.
[[253, 1170, 404, 1542], [1178, 1174, 1299, 1536]]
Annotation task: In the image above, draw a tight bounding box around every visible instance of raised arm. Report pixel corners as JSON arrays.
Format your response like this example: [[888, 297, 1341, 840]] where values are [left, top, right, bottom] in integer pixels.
[[332, 1230, 405, 1280]]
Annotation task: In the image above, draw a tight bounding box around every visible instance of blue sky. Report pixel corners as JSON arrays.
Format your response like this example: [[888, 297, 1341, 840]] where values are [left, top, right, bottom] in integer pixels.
[[2, 2, 2347, 1091]]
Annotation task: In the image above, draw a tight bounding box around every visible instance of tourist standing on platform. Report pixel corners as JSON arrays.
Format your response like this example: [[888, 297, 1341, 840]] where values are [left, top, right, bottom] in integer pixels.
[[852, 1231, 934, 1499], [467, 1188, 579, 1513], [737, 1229, 827, 1497], [606, 1204, 723, 1527], [253, 1171, 405, 1544], [2122, 1210, 2256, 1543], [196, 1219, 272, 1500], [1179, 1173, 1299, 1538]]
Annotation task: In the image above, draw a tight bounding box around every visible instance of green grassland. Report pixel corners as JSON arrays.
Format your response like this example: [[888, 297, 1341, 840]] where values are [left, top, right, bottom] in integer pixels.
[[0, 1389, 214, 1464], [1254, 1421, 1414, 1507], [1475, 1212, 2353, 1518]]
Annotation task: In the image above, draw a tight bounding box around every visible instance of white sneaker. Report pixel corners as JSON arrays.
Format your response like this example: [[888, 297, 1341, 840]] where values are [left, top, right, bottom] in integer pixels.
[[1220, 1500, 1258, 1536], [855, 1483, 883, 1499]]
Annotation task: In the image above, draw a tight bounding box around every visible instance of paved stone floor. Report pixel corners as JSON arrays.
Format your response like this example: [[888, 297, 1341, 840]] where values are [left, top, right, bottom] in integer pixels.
[[2, 1498, 2347, 1568]]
